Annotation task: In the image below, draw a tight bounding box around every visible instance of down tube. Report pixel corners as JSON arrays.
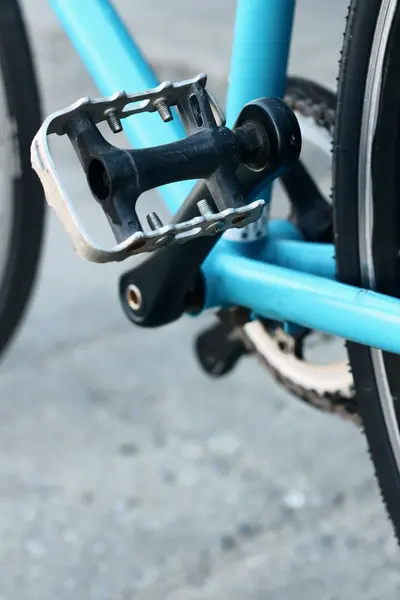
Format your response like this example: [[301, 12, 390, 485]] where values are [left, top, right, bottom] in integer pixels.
[[47, 0, 192, 214]]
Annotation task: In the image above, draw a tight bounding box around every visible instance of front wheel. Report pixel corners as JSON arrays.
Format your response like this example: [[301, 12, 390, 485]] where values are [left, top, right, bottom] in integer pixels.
[[0, 0, 45, 357], [334, 0, 400, 540]]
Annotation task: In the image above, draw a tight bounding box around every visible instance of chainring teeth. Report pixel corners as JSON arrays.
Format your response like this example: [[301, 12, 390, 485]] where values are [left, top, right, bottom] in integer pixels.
[[242, 81, 357, 421]]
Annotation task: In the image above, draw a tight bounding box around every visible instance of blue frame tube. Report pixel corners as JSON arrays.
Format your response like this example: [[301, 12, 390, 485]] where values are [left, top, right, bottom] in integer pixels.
[[226, 0, 296, 123], [261, 240, 336, 279], [225, 0, 296, 216], [204, 251, 400, 355]]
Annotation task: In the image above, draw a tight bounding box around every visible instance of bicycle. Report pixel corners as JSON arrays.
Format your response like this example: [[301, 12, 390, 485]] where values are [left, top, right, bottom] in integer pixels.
[[6, 0, 400, 542]]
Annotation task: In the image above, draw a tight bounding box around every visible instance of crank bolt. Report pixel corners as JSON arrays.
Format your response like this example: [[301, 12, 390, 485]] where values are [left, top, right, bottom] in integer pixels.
[[154, 98, 173, 123], [197, 199, 224, 235], [104, 108, 123, 134], [126, 284, 143, 312], [146, 211, 173, 247]]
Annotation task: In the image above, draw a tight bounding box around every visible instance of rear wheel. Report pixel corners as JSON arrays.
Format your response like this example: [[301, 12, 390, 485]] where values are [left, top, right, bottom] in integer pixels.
[[0, 0, 45, 357], [334, 0, 400, 539]]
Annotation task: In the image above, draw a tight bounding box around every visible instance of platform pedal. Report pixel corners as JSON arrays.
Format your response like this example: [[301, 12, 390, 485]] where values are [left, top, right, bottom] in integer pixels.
[[31, 74, 268, 263]]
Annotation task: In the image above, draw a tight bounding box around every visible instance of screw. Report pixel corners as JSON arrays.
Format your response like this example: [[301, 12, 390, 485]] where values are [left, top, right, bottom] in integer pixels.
[[126, 284, 142, 312], [197, 199, 214, 216], [146, 211, 172, 247], [105, 109, 123, 134], [146, 211, 163, 230], [154, 98, 173, 123], [197, 199, 224, 235]]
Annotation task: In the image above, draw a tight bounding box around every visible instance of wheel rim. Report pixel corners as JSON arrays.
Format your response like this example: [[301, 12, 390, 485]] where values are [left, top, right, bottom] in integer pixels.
[[358, 0, 400, 467]]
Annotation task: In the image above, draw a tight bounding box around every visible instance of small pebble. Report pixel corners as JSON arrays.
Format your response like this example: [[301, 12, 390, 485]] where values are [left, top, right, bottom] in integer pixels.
[[118, 442, 139, 456], [180, 441, 204, 460], [282, 490, 306, 510], [320, 533, 335, 548], [22, 506, 38, 523], [28, 565, 42, 580], [332, 492, 346, 507], [81, 491, 95, 506], [176, 468, 199, 487], [92, 541, 106, 556], [221, 533, 237, 551], [64, 578, 77, 592], [26, 539, 46, 557], [63, 529, 78, 544], [208, 432, 241, 457], [345, 536, 359, 549], [161, 469, 176, 485], [237, 521, 262, 540]]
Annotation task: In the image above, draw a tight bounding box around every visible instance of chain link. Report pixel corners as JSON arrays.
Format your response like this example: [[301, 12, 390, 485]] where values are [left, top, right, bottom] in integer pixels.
[[284, 95, 336, 134]]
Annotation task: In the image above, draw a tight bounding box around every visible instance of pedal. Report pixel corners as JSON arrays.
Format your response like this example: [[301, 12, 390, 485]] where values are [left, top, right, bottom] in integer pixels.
[[31, 74, 270, 263], [194, 309, 252, 377]]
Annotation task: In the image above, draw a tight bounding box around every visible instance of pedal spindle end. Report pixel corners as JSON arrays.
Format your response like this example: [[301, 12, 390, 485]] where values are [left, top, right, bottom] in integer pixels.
[[125, 283, 143, 312], [236, 97, 302, 174], [234, 120, 270, 171]]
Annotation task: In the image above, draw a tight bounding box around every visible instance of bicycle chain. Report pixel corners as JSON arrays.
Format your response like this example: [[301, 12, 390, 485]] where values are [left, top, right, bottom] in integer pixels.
[[246, 92, 360, 424], [284, 94, 336, 135]]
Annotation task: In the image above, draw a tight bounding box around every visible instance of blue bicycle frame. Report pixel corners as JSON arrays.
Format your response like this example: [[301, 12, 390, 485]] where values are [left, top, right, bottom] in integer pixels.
[[48, 0, 400, 354]]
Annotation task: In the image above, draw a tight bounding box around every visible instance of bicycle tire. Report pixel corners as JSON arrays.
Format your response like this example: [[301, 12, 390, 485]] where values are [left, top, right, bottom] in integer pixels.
[[334, 0, 400, 539], [0, 0, 45, 357]]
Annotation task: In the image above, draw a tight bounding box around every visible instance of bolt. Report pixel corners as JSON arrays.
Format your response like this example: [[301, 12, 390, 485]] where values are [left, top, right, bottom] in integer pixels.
[[154, 98, 173, 122], [105, 109, 123, 134], [197, 199, 224, 235], [146, 212, 163, 231], [126, 284, 142, 312], [146, 211, 173, 247], [197, 199, 214, 216]]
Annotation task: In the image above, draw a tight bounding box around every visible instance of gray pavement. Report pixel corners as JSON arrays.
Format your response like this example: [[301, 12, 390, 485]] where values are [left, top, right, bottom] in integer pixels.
[[0, 1, 398, 598]]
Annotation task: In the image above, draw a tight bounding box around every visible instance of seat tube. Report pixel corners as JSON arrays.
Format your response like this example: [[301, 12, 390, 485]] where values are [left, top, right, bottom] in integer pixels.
[[225, 0, 296, 242]]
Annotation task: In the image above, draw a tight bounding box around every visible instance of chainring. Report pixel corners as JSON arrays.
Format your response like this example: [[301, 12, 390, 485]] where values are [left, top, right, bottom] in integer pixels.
[[242, 76, 358, 424]]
